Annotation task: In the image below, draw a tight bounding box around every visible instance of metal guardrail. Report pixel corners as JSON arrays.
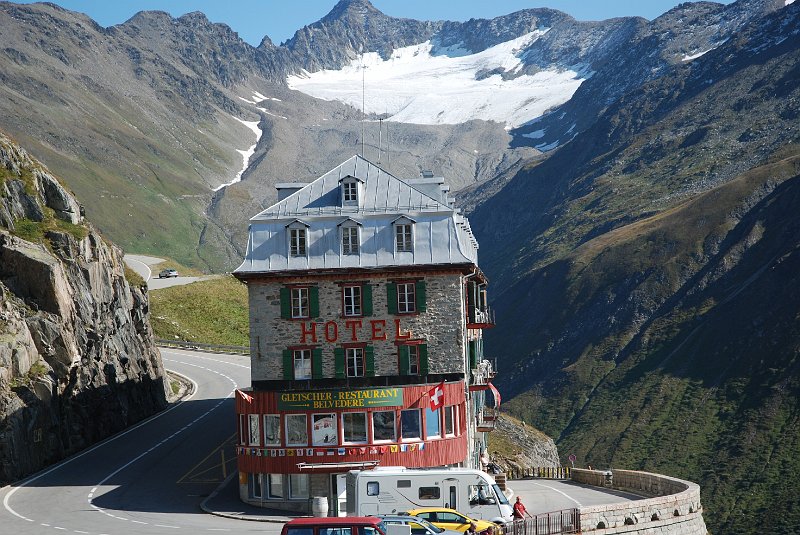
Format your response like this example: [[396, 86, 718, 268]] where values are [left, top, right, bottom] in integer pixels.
[[156, 339, 250, 355], [506, 466, 571, 480], [505, 510, 580, 535]]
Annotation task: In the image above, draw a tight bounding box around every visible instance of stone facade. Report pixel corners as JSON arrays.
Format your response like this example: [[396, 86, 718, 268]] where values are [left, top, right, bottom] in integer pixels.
[[248, 271, 466, 381]]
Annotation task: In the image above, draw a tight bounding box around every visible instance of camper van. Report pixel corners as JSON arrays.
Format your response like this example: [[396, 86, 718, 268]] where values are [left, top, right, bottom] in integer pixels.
[[345, 467, 513, 526]]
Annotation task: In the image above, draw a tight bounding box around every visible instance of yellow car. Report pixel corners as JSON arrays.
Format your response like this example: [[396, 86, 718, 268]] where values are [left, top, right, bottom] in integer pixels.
[[405, 508, 500, 535]]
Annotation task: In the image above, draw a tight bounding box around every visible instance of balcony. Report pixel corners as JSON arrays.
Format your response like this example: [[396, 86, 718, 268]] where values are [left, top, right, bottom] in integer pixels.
[[469, 359, 496, 388], [467, 306, 495, 329], [476, 407, 498, 432]]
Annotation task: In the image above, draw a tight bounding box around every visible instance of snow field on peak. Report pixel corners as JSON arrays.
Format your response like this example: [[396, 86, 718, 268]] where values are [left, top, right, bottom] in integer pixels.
[[287, 31, 586, 129]]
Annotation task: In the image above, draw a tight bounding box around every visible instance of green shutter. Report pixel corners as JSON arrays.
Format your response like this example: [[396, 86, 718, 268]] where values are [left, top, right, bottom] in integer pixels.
[[280, 287, 291, 319], [386, 282, 398, 314], [419, 344, 429, 375], [416, 280, 427, 313], [399, 345, 410, 375], [334, 347, 345, 379], [283, 349, 293, 380], [365, 346, 375, 377], [309, 286, 320, 318], [312, 348, 323, 379], [362, 284, 373, 316]]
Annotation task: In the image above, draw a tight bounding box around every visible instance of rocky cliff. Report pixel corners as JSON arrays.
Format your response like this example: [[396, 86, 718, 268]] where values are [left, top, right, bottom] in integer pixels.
[[0, 132, 168, 484]]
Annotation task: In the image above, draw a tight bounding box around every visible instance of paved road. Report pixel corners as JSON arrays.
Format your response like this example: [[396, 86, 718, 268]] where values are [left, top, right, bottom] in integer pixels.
[[123, 255, 212, 290], [0, 349, 639, 535]]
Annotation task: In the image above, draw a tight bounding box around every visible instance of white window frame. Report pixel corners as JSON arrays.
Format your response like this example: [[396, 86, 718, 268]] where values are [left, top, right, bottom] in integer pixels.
[[372, 410, 396, 443], [407, 344, 420, 374], [312, 413, 338, 446], [286, 414, 308, 446], [342, 412, 368, 444], [289, 227, 307, 256], [343, 181, 358, 203], [397, 282, 416, 314], [444, 405, 455, 436], [395, 223, 413, 252], [425, 406, 441, 440], [342, 225, 360, 255], [291, 287, 309, 319], [346, 347, 365, 377], [343, 285, 362, 317], [264, 414, 281, 446], [293, 349, 312, 380], [248, 413, 261, 446]]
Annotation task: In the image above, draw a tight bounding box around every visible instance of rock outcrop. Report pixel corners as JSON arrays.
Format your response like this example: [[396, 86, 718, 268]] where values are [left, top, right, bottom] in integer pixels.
[[0, 132, 168, 484]]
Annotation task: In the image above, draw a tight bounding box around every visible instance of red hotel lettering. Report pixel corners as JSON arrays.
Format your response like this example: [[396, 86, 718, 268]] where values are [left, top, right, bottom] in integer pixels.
[[345, 319, 362, 341], [300, 322, 317, 343], [395, 318, 411, 340], [324, 321, 338, 342], [370, 319, 387, 340]]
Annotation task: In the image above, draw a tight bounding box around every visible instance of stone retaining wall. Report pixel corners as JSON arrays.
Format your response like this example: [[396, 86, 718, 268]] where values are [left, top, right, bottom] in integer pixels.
[[572, 469, 707, 534]]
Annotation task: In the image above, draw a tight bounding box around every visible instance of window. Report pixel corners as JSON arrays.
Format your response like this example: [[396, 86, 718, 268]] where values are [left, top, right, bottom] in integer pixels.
[[288, 529, 314, 535], [264, 414, 281, 446], [293, 349, 312, 379], [343, 285, 362, 317], [444, 406, 455, 436], [396, 223, 413, 252], [401, 409, 421, 440], [286, 414, 308, 446], [425, 406, 440, 439], [437, 512, 466, 523], [291, 287, 309, 319], [289, 473, 310, 499], [398, 282, 415, 314], [322, 529, 352, 535], [248, 414, 260, 446], [419, 486, 441, 500], [249, 473, 263, 499], [312, 413, 338, 446], [342, 226, 360, 255], [373, 410, 396, 442], [347, 347, 365, 377], [367, 481, 380, 496], [397, 480, 411, 488], [342, 412, 368, 443], [268, 473, 284, 499], [290, 227, 307, 256], [343, 181, 358, 202], [399, 344, 420, 375]]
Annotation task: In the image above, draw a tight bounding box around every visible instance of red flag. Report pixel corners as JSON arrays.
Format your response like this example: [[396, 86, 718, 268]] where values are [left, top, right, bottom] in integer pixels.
[[238, 389, 253, 403], [428, 382, 445, 411]]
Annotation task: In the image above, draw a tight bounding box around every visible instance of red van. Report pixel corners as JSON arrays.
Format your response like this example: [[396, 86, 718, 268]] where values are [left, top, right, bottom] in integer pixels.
[[282, 517, 388, 535]]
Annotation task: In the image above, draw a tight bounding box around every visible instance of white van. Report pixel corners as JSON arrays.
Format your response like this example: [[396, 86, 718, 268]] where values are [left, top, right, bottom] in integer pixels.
[[345, 467, 513, 526]]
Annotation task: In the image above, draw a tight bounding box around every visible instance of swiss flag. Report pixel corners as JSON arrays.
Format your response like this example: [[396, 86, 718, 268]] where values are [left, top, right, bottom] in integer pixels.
[[428, 382, 445, 411], [238, 389, 253, 403]]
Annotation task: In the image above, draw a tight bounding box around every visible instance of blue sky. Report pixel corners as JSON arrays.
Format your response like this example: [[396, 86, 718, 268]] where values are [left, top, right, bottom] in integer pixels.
[[18, 1, 732, 46]]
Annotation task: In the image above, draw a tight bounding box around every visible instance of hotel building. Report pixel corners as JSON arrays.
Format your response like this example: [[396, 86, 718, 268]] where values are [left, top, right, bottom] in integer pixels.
[[233, 156, 498, 514]]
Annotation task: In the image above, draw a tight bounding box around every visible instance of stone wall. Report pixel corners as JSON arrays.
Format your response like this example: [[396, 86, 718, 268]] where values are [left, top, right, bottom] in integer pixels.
[[247, 271, 466, 382], [572, 469, 707, 534]]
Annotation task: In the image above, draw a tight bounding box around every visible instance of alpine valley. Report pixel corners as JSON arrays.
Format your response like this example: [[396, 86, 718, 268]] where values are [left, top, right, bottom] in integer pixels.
[[1, 0, 799, 532]]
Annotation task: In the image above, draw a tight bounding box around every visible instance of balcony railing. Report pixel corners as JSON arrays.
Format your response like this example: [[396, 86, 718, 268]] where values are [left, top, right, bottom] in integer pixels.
[[476, 407, 498, 432], [467, 306, 495, 329]]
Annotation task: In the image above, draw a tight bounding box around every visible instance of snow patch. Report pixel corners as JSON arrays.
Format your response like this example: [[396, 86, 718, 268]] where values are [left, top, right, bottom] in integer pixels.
[[522, 129, 546, 140], [214, 116, 262, 192], [787, 0, 796, 6], [287, 31, 586, 128]]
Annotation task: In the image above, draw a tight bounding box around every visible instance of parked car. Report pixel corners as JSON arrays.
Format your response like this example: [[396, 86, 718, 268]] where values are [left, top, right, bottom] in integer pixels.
[[405, 508, 500, 535], [379, 515, 462, 535], [281, 516, 388, 535], [158, 269, 178, 278]]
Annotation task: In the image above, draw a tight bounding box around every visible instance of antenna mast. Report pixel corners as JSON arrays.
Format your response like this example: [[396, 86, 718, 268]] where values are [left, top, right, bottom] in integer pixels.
[[361, 53, 366, 158]]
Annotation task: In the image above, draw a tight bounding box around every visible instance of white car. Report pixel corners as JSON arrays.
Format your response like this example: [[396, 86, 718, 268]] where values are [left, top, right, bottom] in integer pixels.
[[158, 269, 178, 278]]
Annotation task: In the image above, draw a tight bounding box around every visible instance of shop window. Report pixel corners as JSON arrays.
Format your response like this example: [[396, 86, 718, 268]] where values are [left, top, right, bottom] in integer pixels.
[[289, 473, 310, 499], [425, 406, 441, 439], [264, 414, 281, 446], [312, 413, 338, 446], [286, 414, 308, 446], [249, 473, 263, 499], [401, 409, 421, 440], [248, 414, 260, 446], [343, 412, 368, 444], [373, 410, 396, 442], [268, 473, 284, 499]]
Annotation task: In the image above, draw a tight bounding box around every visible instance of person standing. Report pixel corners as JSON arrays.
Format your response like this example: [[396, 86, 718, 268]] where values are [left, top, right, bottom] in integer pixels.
[[512, 496, 532, 520]]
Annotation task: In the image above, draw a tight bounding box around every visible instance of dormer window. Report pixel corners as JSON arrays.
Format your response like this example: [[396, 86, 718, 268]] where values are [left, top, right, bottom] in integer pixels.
[[338, 218, 362, 255], [286, 220, 310, 257], [339, 175, 363, 207], [393, 216, 415, 253]]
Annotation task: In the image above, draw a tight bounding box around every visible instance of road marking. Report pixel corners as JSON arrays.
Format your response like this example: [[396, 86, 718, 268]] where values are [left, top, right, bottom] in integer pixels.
[[177, 434, 237, 484], [532, 481, 583, 507]]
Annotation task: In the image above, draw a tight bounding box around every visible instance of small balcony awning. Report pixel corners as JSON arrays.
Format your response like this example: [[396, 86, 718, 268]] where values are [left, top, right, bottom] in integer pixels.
[[297, 461, 380, 471]]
